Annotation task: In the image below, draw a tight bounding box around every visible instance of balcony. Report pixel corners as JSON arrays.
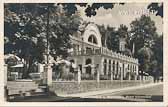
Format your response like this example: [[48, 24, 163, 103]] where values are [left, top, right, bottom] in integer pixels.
[[69, 47, 138, 64], [69, 48, 101, 56]]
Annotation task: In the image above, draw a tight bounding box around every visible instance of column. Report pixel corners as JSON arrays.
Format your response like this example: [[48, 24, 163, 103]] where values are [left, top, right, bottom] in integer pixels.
[[110, 69, 113, 81], [134, 65, 137, 80], [82, 56, 86, 74], [136, 65, 139, 80], [117, 61, 119, 80], [106, 59, 109, 76], [124, 63, 127, 79], [121, 63, 124, 80], [44, 64, 52, 86], [38, 63, 44, 73], [118, 62, 120, 80], [77, 67, 81, 84], [128, 64, 131, 80], [100, 57, 104, 75], [38, 63, 44, 78], [96, 64, 100, 82], [91, 57, 95, 75], [140, 71, 143, 81], [110, 60, 113, 81]]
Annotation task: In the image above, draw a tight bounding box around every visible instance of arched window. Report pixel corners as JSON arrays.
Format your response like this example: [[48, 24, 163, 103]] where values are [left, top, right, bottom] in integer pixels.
[[88, 35, 98, 44]]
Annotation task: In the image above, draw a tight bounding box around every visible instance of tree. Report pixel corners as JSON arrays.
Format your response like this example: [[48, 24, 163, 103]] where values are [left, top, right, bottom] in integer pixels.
[[106, 26, 119, 51], [97, 24, 107, 47], [61, 3, 124, 17], [137, 45, 153, 75], [150, 35, 163, 81], [4, 3, 82, 78], [130, 15, 158, 57], [104, 24, 132, 55], [117, 24, 128, 39], [117, 24, 133, 56], [130, 15, 161, 78]]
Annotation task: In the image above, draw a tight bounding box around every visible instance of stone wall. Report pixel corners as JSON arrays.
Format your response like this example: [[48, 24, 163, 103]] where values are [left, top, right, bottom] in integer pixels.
[[50, 80, 152, 95], [7, 80, 39, 95]]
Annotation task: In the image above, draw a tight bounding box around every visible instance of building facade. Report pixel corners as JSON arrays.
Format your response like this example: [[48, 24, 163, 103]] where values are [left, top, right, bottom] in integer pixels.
[[68, 23, 139, 80]]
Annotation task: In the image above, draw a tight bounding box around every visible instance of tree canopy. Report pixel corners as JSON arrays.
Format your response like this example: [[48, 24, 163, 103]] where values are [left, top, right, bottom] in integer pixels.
[[4, 3, 82, 78], [130, 15, 162, 79], [99, 15, 162, 79], [5, 3, 82, 62]]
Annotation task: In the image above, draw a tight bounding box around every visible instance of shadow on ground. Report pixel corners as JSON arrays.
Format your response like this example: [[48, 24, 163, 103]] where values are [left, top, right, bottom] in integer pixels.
[[7, 94, 163, 102]]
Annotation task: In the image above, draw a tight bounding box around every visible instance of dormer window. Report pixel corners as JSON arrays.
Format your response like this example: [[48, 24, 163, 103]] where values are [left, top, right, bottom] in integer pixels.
[[88, 35, 98, 44]]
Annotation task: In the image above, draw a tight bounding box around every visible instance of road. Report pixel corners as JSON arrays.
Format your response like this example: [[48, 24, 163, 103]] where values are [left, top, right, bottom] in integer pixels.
[[83, 83, 163, 102], [8, 83, 163, 102]]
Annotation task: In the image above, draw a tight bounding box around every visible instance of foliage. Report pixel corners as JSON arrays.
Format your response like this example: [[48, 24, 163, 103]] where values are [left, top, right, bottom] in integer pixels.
[[97, 24, 107, 47], [60, 3, 124, 17], [99, 24, 131, 55], [5, 3, 82, 60], [106, 26, 119, 51], [130, 15, 158, 57], [137, 46, 153, 74], [4, 3, 82, 78], [130, 15, 162, 78], [150, 35, 163, 77], [117, 24, 128, 39], [147, 3, 163, 18]]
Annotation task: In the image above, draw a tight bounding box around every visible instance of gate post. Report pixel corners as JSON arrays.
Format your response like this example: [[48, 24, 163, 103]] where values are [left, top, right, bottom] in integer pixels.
[[96, 64, 100, 83], [44, 64, 52, 86], [77, 66, 81, 84]]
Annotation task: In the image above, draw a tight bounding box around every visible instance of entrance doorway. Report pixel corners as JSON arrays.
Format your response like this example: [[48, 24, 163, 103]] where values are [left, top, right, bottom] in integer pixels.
[[85, 58, 92, 74]]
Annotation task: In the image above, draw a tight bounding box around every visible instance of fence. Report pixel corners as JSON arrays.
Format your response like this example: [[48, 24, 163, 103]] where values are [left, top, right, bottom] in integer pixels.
[[50, 80, 152, 95]]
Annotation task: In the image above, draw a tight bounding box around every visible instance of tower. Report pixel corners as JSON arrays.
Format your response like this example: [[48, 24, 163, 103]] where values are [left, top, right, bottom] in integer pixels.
[[119, 38, 126, 52]]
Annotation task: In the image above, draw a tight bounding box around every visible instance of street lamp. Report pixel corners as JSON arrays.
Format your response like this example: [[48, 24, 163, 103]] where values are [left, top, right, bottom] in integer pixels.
[[46, 5, 50, 64], [41, 4, 53, 90]]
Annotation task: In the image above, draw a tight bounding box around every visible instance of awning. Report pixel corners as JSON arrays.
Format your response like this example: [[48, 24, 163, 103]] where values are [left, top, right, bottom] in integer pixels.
[[11, 63, 24, 68]]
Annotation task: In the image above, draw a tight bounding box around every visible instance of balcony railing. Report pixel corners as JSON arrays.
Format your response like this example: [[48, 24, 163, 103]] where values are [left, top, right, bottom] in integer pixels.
[[69, 47, 138, 64], [69, 48, 101, 56]]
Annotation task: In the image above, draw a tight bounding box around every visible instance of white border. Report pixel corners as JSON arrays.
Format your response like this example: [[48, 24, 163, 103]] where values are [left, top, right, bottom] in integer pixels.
[[0, 0, 167, 107]]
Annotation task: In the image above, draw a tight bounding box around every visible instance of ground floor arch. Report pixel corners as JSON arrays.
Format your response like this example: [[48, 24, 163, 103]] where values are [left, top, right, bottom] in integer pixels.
[[85, 58, 92, 74]]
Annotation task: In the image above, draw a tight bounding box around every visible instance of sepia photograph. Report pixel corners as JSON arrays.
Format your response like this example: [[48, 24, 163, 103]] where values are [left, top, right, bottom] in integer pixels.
[[3, 2, 163, 103]]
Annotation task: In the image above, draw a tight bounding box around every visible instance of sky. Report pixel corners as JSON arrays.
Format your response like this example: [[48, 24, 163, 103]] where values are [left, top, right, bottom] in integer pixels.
[[76, 3, 163, 35]]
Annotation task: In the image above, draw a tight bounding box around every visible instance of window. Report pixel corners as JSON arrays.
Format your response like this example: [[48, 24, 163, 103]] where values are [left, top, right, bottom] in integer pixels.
[[88, 35, 98, 44]]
